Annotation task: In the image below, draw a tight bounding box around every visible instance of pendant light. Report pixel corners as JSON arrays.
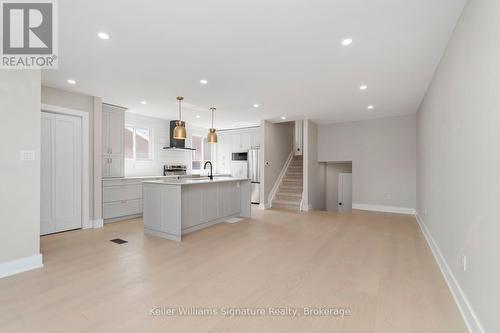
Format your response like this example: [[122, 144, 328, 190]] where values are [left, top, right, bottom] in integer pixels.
[[173, 96, 187, 140], [207, 107, 218, 143]]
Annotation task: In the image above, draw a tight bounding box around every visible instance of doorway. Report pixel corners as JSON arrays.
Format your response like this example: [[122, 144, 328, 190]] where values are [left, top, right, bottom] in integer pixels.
[[325, 162, 352, 213], [41, 112, 83, 235]]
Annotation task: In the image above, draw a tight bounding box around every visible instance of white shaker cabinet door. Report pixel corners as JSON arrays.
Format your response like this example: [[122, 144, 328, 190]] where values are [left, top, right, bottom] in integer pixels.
[[107, 110, 124, 155], [108, 156, 124, 177]]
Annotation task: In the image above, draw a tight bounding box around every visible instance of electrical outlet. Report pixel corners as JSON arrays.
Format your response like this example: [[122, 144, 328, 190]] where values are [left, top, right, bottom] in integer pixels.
[[462, 255, 467, 272]]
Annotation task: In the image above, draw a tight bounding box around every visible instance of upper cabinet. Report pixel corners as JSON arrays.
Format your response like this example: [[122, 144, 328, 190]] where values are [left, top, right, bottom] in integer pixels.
[[215, 127, 260, 174], [102, 104, 126, 177], [102, 104, 125, 156]]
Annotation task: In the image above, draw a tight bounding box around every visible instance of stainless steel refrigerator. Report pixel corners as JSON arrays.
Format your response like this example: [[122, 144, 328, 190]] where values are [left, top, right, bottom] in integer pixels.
[[248, 148, 260, 204]]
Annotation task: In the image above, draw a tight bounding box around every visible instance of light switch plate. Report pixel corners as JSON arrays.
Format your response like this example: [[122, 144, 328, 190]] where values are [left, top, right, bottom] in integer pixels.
[[20, 150, 35, 161]]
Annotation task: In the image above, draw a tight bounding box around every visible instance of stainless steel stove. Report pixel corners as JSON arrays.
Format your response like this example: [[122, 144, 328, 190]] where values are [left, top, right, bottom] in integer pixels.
[[163, 165, 187, 176]]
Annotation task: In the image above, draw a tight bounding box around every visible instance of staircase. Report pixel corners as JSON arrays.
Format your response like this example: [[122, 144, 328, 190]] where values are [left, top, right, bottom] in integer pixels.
[[272, 155, 303, 210]]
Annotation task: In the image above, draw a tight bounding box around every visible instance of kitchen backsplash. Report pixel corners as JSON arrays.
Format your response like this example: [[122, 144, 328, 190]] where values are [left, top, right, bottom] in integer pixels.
[[124, 112, 207, 176]]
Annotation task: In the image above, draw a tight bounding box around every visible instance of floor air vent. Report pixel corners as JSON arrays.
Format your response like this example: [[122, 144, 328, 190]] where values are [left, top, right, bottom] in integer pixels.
[[110, 238, 128, 244]]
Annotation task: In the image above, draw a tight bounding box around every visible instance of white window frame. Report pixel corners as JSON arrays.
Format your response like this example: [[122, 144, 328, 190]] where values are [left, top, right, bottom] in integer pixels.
[[191, 134, 204, 170], [125, 125, 153, 161]]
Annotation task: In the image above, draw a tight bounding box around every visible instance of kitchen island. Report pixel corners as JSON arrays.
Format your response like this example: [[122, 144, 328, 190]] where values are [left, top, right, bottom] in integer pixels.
[[142, 177, 251, 241]]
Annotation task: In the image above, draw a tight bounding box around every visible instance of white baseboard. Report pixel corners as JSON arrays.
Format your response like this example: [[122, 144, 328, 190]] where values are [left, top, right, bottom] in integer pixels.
[[352, 203, 416, 215], [84, 219, 103, 229], [259, 202, 271, 210], [92, 219, 104, 228], [0, 254, 43, 279], [416, 214, 484, 333]]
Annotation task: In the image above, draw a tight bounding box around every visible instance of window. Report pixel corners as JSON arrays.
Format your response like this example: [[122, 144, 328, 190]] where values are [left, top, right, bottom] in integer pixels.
[[192, 135, 203, 170], [191, 135, 213, 170], [124, 126, 152, 160]]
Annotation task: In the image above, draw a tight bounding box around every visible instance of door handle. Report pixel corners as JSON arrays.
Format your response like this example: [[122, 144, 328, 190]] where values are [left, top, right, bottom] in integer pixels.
[[339, 202, 342, 205]]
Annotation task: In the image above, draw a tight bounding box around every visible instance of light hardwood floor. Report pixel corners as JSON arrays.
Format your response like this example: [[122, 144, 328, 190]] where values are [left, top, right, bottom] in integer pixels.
[[0, 208, 467, 333]]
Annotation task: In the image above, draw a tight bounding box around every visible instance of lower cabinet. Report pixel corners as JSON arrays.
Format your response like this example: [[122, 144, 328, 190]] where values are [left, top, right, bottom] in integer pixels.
[[103, 199, 142, 220], [102, 177, 169, 222]]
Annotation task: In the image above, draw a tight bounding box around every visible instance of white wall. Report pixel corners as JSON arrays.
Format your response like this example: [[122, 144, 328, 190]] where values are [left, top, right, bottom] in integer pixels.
[[0, 71, 42, 274], [326, 163, 352, 212], [303, 120, 326, 211], [41, 86, 103, 221], [261, 120, 294, 207], [124, 112, 207, 176], [417, 0, 499, 331], [318, 114, 416, 210]]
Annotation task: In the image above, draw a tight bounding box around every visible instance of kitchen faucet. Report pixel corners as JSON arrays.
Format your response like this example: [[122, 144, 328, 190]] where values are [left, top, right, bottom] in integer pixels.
[[204, 161, 213, 180]]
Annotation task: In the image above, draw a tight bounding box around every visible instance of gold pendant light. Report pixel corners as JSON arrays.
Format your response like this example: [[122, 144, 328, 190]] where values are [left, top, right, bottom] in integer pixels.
[[173, 96, 187, 140], [207, 107, 218, 143]]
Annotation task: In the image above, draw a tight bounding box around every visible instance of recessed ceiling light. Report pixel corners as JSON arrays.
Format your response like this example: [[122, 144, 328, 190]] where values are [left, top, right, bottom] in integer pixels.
[[360, 85, 368, 90], [140, 100, 147, 105], [196, 115, 201, 119], [367, 105, 375, 110], [67, 79, 76, 84], [97, 32, 110, 40], [342, 38, 353, 46], [253, 104, 260, 108], [281, 116, 287, 120], [200, 79, 208, 85]]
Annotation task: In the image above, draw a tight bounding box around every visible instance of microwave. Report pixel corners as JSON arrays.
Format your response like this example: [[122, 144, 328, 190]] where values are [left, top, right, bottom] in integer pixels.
[[232, 152, 248, 161]]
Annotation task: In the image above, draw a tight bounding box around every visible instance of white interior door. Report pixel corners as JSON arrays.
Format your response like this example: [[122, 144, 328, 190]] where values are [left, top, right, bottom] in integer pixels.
[[41, 113, 55, 235], [338, 173, 352, 213], [41, 112, 82, 235]]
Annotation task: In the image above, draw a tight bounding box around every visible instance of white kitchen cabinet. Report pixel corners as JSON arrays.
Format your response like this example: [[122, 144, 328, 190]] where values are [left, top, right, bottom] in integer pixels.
[[107, 111, 124, 155], [231, 161, 248, 178], [250, 131, 260, 148], [240, 132, 251, 151], [102, 177, 174, 222], [230, 134, 242, 152], [103, 184, 142, 202], [103, 199, 142, 220], [215, 127, 260, 174], [102, 155, 124, 178], [108, 156, 123, 177], [102, 103, 126, 177], [102, 104, 124, 155]]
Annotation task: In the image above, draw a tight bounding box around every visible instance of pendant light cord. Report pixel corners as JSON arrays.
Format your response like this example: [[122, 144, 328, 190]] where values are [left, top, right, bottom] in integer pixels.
[[178, 99, 182, 121]]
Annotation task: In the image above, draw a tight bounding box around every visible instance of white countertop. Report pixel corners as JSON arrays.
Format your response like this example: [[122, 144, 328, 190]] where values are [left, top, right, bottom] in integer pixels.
[[143, 177, 250, 186], [103, 174, 231, 181], [116, 175, 177, 180]]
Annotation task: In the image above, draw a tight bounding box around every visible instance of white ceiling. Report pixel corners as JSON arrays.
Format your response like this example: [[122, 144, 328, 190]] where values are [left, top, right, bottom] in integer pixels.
[[42, 0, 466, 129]]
